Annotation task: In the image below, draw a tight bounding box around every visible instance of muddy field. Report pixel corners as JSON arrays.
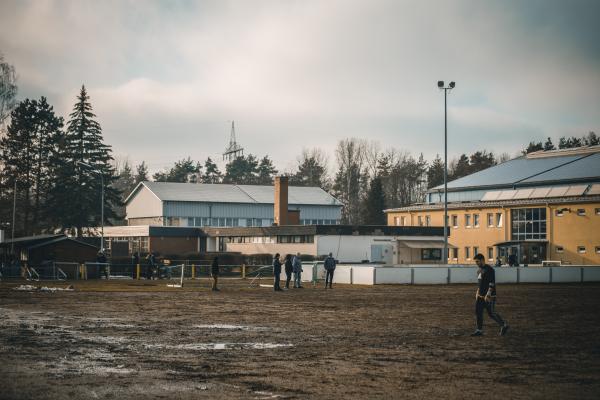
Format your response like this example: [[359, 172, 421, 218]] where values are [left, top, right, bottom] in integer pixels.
[[1, 279, 599, 399]]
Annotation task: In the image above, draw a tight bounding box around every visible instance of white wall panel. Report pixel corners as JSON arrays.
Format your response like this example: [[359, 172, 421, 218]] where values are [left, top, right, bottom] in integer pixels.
[[583, 267, 600, 282], [551, 267, 582, 283], [374, 268, 412, 284], [448, 267, 478, 284], [413, 268, 448, 284], [352, 266, 375, 285], [333, 265, 353, 284], [518, 267, 551, 283], [494, 268, 518, 283]]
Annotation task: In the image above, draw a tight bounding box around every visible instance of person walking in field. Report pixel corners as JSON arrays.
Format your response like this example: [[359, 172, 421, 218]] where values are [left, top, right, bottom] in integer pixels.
[[292, 252, 303, 288], [273, 253, 283, 291], [324, 252, 336, 289], [471, 253, 509, 337], [284, 254, 293, 289], [211, 256, 220, 291]]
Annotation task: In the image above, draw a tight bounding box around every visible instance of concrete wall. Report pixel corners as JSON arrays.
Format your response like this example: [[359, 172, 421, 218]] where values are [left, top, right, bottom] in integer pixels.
[[518, 267, 551, 283], [374, 267, 412, 284], [351, 266, 376, 285], [310, 265, 600, 285]]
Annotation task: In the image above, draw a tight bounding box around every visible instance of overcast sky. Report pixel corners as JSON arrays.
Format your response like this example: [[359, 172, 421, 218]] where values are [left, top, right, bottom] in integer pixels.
[[1, 0, 599, 174]]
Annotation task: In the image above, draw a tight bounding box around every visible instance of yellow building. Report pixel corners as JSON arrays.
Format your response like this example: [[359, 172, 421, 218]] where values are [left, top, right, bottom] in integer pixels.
[[385, 147, 600, 265]]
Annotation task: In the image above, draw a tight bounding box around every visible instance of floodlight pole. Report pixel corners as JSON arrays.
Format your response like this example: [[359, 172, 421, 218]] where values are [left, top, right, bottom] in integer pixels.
[[438, 81, 455, 264]]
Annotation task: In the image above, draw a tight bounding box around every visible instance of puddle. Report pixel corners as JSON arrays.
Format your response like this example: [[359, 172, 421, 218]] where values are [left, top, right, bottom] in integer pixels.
[[144, 342, 293, 351], [193, 324, 270, 331], [12, 285, 74, 292]]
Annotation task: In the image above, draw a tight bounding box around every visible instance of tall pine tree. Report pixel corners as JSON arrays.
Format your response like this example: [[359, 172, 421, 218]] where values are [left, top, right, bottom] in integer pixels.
[[362, 176, 386, 225], [0, 97, 63, 235], [202, 157, 222, 183], [47, 85, 120, 236]]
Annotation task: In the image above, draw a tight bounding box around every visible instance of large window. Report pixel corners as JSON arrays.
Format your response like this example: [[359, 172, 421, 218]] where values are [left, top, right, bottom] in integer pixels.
[[511, 208, 547, 240], [422, 248, 442, 261]]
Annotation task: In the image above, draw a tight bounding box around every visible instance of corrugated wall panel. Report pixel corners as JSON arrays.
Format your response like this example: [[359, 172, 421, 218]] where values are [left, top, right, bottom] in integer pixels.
[[163, 201, 341, 220]]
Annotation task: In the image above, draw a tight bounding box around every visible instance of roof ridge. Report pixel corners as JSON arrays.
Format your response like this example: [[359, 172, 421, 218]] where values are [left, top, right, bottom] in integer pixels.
[[233, 184, 259, 203]]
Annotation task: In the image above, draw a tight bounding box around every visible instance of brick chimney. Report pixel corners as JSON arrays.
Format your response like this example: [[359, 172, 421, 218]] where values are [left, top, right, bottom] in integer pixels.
[[274, 176, 288, 226]]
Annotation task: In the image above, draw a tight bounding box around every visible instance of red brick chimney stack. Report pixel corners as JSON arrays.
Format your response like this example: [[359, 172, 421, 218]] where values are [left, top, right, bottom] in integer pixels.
[[274, 176, 288, 226]]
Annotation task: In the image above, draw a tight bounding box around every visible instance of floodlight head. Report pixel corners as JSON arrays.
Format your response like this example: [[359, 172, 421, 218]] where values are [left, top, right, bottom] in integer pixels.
[[437, 81, 444, 88], [449, 81, 455, 89]]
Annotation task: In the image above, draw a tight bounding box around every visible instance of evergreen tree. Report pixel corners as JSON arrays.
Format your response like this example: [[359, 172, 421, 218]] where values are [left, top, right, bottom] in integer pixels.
[[449, 154, 471, 180], [202, 157, 222, 183], [0, 97, 63, 235], [134, 161, 149, 184], [584, 131, 599, 146], [152, 157, 201, 183], [558, 136, 583, 149], [223, 155, 259, 184], [111, 160, 135, 224], [469, 150, 496, 173], [256, 155, 278, 185], [47, 85, 120, 236], [290, 148, 329, 188], [524, 141, 543, 154], [543, 137, 556, 151], [426, 154, 444, 189], [362, 176, 386, 225]]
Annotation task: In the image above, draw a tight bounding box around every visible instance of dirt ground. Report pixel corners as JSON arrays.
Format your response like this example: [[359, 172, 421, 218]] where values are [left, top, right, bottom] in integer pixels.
[[1, 279, 599, 400]]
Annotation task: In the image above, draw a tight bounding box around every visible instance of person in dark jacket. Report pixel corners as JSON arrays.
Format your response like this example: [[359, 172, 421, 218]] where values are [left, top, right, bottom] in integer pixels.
[[272, 253, 283, 291], [292, 252, 303, 288], [471, 253, 509, 336], [146, 252, 156, 280], [211, 256, 220, 291], [97, 251, 108, 279], [324, 252, 336, 289], [284, 254, 293, 289]]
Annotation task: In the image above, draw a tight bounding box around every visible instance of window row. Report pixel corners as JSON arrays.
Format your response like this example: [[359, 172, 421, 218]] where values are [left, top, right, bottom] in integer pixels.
[[448, 246, 496, 260], [556, 208, 600, 216], [223, 235, 315, 244], [555, 245, 600, 254], [393, 213, 504, 228]]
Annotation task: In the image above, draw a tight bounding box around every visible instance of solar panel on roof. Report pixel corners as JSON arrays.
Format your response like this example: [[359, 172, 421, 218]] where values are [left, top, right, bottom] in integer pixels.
[[513, 188, 534, 199], [587, 184, 600, 195], [530, 187, 551, 199], [546, 187, 569, 197], [564, 185, 587, 197], [496, 191, 517, 200], [481, 191, 502, 201]]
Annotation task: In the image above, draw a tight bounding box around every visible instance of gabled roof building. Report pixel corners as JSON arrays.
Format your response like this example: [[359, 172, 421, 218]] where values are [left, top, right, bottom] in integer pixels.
[[125, 181, 343, 227], [385, 146, 600, 266]]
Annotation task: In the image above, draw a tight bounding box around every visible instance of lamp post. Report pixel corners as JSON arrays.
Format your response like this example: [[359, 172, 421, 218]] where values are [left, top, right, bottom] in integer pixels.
[[437, 80, 455, 263], [77, 161, 104, 252]]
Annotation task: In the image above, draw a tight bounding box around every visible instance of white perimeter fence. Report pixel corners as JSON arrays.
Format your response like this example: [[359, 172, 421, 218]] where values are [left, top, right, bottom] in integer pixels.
[[292, 264, 600, 285]]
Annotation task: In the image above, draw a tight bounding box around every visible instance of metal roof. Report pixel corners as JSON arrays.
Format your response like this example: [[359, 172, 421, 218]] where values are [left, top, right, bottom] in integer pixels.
[[430, 147, 600, 192], [128, 181, 342, 206], [384, 194, 600, 213]]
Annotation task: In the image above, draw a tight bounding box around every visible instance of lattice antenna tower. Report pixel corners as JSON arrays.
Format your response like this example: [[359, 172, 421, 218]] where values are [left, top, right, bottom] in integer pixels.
[[222, 120, 244, 162]]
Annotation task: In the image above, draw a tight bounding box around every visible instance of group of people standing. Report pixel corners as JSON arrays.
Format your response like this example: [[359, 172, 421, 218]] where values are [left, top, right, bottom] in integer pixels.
[[272, 252, 337, 291]]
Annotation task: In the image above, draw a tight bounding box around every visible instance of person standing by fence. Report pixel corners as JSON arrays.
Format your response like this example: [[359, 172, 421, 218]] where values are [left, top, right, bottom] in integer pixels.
[[273, 253, 283, 291], [292, 252, 303, 288], [211, 256, 220, 291], [284, 254, 293, 289], [471, 253, 509, 337], [324, 252, 336, 289], [146, 252, 156, 280]]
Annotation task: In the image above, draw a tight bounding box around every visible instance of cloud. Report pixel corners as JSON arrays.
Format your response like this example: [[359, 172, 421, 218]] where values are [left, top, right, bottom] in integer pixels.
[[1, 0, 598, 172]]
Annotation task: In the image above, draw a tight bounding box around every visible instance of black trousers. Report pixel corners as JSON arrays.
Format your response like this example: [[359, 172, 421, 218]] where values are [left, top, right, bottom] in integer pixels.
[[274, 271, 281, 290], [285, 271, 292, 288], [476, 298, 505, 330], [325, 270, 334, 287]]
